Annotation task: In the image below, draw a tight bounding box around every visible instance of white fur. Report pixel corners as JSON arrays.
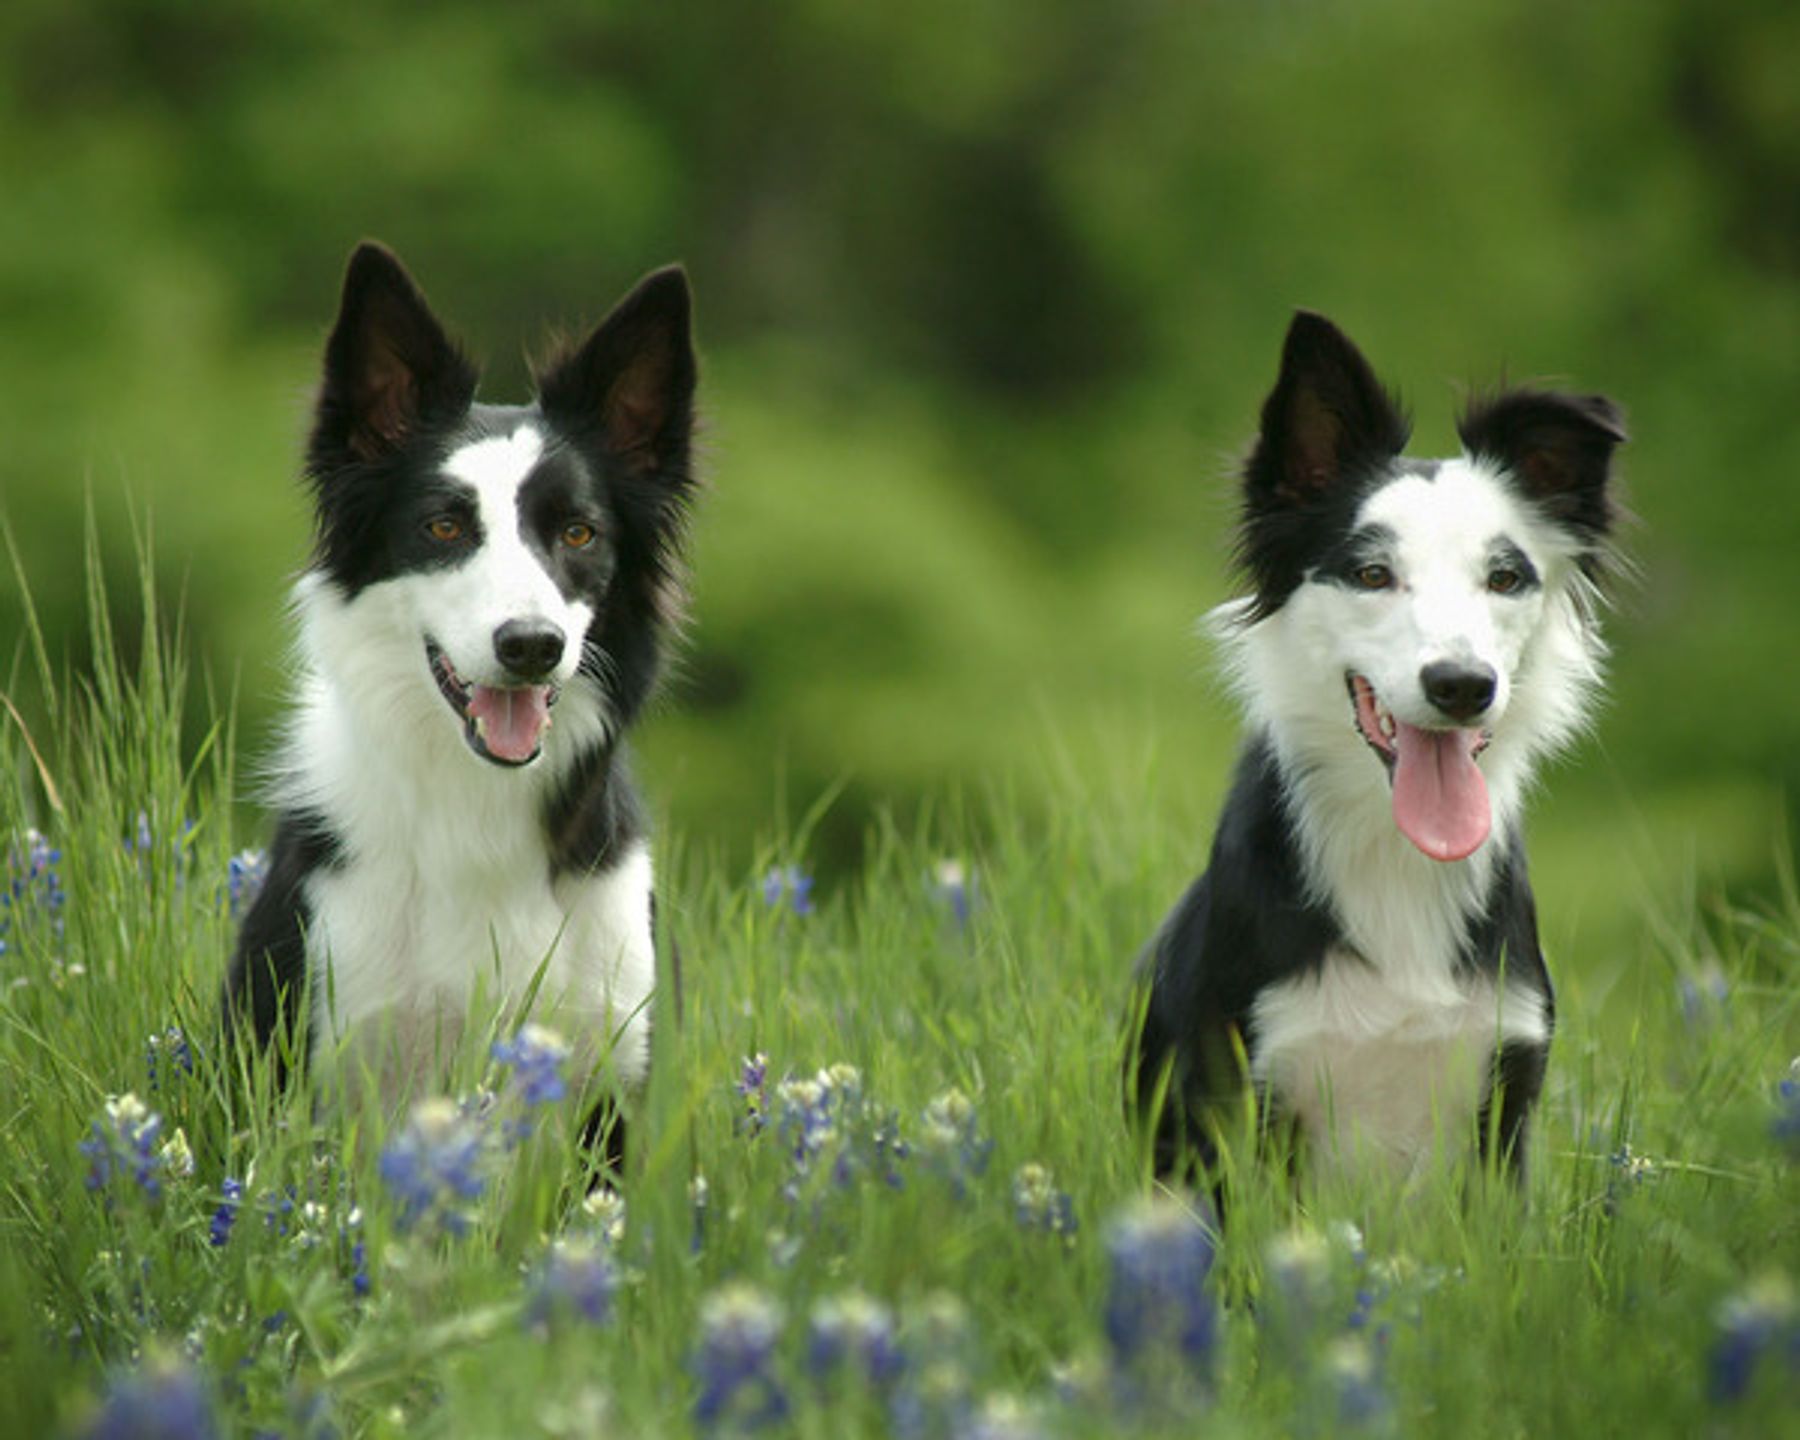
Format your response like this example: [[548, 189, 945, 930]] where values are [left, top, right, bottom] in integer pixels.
[[419, 426, 596, 692], [272, 424, 654, 1099], [1216, 457, 1600, 1173]]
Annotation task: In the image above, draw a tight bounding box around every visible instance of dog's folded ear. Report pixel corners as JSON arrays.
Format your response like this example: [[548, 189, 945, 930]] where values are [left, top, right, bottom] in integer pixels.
[[536, 267, 696, 479], [1458, 390, 1626, 542], [1249, 311, 1411, 505], [311, 242, 478, 467]]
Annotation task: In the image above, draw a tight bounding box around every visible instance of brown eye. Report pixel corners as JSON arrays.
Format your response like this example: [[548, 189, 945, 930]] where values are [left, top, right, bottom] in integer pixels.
[[1488, 567, 1521, 595], [562, 522, 597, 549], [426, 516, 464, 543], [1354, 563, 1394, 591]]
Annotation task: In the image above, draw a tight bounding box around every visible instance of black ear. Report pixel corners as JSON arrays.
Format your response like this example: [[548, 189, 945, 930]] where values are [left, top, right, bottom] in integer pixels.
[[536, 265, 695, 476], [1247, 311, 1410, 505], [1458, 390, 1626, 541], [311, 242, 477, 466]]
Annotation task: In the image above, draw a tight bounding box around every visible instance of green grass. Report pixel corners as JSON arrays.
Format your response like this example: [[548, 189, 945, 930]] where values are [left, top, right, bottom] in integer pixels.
[[2, 566, 1797, 1439]]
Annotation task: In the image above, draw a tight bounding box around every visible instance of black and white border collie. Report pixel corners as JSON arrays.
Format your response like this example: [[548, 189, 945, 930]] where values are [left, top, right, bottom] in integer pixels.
[[1133, 311, 1624, 1186], [225, 242, 696, 1138]]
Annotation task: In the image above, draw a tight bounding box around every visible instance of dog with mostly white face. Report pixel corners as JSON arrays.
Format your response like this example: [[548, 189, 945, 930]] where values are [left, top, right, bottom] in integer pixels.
[[225, 242, 697, 1160], [1131, 312, 1624, 1189]]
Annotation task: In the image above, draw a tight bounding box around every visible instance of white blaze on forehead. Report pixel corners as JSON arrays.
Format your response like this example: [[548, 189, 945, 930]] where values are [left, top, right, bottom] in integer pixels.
[[1354, 460, 1530, 561], [442, 425, 546, 530], [417, 422, 594, 687]]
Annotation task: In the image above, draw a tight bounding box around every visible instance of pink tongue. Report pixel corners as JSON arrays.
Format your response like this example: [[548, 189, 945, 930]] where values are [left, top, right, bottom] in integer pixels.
[[467, 685, 552, 763], [1391, 721, 1490, 861]]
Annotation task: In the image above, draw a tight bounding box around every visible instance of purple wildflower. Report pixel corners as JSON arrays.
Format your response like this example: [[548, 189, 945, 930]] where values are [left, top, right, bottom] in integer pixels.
[[80, 1093, 169, 1200], [1709, 1272, 1799, 1404], [693, 1284, 788, 1433], [959, 1394, 1047, 1440], [929, 859, 977, 931], [492, 1023, 571, 1107], [209, 1177, 244, 1248], [888, 1294, 975, 1440], [917, 1088, 993, 1197], [228, 849, 269, 920], [1103, 1198, 1220, 1375], [806, 1291, 904, 1389], [1322, 1334, 1393, 1431], [737, 1052, 771, 1134], [1677, 961, 1730, 1028], [145, 1026, 195, 1092], [1011, 1163, 1077, 1243], [1772, 1059, 1800, 1159], [378, 1098, 488, 1234], [2, 826, 65, 955], [761, 865, 814, 916], [525, 1236, 619, 1331], [79, 1354, 221, 1440]]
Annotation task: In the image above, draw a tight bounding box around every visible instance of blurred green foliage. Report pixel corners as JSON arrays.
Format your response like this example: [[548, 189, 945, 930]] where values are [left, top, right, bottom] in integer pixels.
[[1, 0, 1796, 916]]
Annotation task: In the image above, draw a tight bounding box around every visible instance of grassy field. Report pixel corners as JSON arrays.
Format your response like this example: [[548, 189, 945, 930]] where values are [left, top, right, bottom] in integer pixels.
[[2, 568, 1798, 1439]]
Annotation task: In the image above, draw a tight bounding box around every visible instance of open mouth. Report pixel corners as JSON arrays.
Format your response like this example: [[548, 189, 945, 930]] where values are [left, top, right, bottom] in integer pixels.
[[1346, 673, 1492, 863], [427, 641, 560, 767]]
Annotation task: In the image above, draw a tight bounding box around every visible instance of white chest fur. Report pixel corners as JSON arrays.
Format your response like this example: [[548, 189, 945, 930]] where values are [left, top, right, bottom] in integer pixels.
[[280, 577, 656, 1099], [1250, 944, 1547, 1176], [304, 836, 655, 1095]]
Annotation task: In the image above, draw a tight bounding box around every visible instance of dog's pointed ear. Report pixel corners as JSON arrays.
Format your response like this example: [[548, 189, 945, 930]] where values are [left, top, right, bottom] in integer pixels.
[[1458, 390, 1625, 540], [1248, 311, 1410, 504], [536, 265, 695, 477], [312, 242, 477, 465]]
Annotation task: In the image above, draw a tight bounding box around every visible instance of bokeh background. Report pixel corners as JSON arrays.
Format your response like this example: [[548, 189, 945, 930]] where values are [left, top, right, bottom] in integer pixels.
[[2, 0, 1796, 960]]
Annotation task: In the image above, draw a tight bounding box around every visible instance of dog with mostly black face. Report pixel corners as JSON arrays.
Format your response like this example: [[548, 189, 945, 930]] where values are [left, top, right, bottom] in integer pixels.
[[225, 242, 697, 1161], [1131, 312, 1624, 1189]]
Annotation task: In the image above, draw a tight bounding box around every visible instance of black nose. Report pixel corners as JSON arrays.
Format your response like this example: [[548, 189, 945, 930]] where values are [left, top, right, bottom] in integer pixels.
[[493, 620, 565, 680], [1421, 661, 1497, 722]]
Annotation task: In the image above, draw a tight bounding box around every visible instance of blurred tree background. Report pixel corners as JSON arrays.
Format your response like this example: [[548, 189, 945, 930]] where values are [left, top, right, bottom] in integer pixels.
[[2, 0, 1796, 950]]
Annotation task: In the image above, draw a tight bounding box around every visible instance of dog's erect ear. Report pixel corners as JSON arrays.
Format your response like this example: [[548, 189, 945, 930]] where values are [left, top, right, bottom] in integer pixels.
[[536, 266, 695, 477], [1248, 311, 1410, 504], [1459, 390, 1625, 541], [312, 242, 477, 465]]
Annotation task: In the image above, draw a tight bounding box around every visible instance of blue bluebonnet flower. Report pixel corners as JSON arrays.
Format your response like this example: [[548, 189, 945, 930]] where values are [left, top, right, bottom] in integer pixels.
[[128, 810, 155, 856], [693, 1284, 788, 1433], [1321, 1333, 1393, 1431], [145, 1026, 195, 1092], [492, 1023, 571, 1107], [525, 1236, 619, 1331], [80, 1093, 170, 1199], [769, 1064, 910, 1198], [79, 1353, 221, 1440], [2, 826, 66, 956], [917, 1088, 993, 1197], [736, 1052, 771, 1134], [209, 1177, 244, 1248], [227, 849, 269, 920], [1709, 1271, 1799, 1404], [581, 1186, 628, 1247], [806, 1291, 904, 1389], [1603, 1143, 1660, 1216], [1102, 1197, 1219, 1376], [959, 1393, 1047, 1440], [377, 1097, 488, 1234], [888, 1294, 975, 1440], [1677, 961, 1730, 1028], [929, 860, 977, 931], [1772, 1059, 1800, 1160], [348, 1229, 370, 1299], [690, 1172, 711, 1253], [1264, 1225, 1335, 1336], [761, 865, 814, 916], [1011, 1163, 1077, 1243]]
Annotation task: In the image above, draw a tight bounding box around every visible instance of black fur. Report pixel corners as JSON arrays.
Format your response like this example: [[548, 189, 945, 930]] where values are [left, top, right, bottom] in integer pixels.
[[1129, 311, 1620, 1192], [224, 243, 695, 1109]]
